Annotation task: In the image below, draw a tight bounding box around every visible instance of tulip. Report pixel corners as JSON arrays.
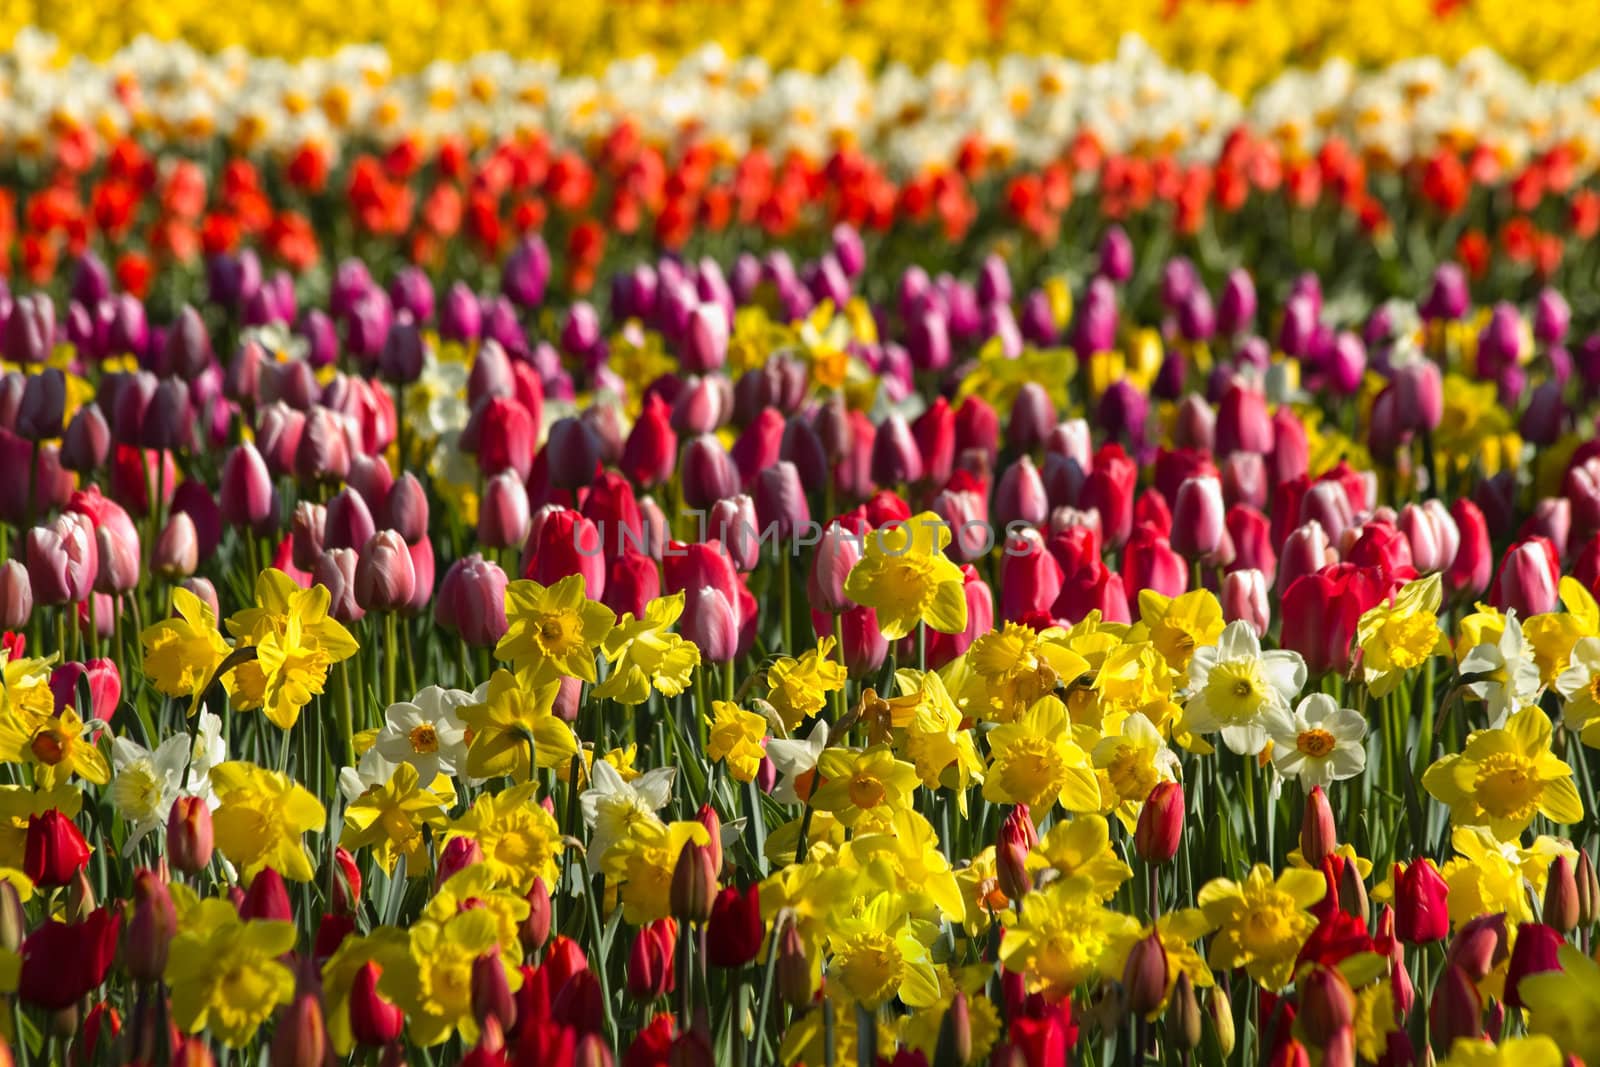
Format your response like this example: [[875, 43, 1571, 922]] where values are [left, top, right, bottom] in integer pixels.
[[871, 413, 923, 487], [1219, 569, 1270, 636], [502, 236, 550, 308], [753, 462, 809, 542], [1446, 498, 1493, 599], [1504, 923, 1563, 1010], [523, 508, 606, 601], [152, 512, 199, 579], [15, 368, 64, 442], [1135, 782, 1184, 864], [473, 397, 537, 481], [1082, 444, 1137, 548], [1429, 963, 1483, 1045], [17, 906, 119, 1012], [1545, 855, 1580, 932], [168, 796, 214, 874], [1490, 537, 1560, 617], [681, 584, 741, 664], [350, 961, 405, 1047], [356, 531, 416, 612], [24, 810, 90, 888], [680, 434, 739, 510], [26, 513, 98, 605], [706, 884, 762, 967], [1122, 933, 1168, 1020], [240, 868, 293, 922], [478, 470, 532, 549], [1121, 526, 1187, 600], [1449, 914, 1507, 982], [994, 456, 1049, 531], [626, 918, 677, 1001], [385, 472, 429, 545], [671, 843, 718, 924], [324, 487, 378, 554], [671, 376, 728, 437], [0, 561, 30, 629], [1000, 529, 1063, 623], [49, 659, 119, 724], [61, 404, 111, 474], [954, 396, 999, 464], [1171, 476, 1225, 560], [707, 495, 759, 571], [314, 549, 364, 625]]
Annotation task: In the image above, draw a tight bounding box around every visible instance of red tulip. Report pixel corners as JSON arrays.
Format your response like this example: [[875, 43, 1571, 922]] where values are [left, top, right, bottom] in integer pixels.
[[706, 884, 762, 967], [24, 809, 90, 887], [18, 906, 120, 1010]]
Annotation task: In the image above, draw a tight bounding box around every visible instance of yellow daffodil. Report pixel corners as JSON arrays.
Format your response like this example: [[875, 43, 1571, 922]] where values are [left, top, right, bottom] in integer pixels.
[[167, 899, 296, 1047], [340, 762, 449, 876], [843, 511, 968, 640], [999, 876, 1141, 998], [1436, 1036, 1562, 1067], [444, 781, 565, 891], [706, 700, 768, 782], [603, 819, 711, 924], [1132, 590, 1225, 674], [1356, 574, 1450, 696], [964, 623, 1089, 722], [1422, 707, 1583, 840], [766, 637, 848, 729], [225, 571, 358, 729], [424, 864, 532, 964], [1024, 815, 1134, 899], [593, 592, 701, 705], [1439, 826, 1574, 926], [811, 745, 920, 827], [840, 809, 966, 923], [496, 574, 616, 683], [1091, 712, 1178, 828], [210, 760, 327, 882], [141, 586, 233, 702], [1523, 944, 1600, 1064], [1522, 577, 1600, 685], [383, 909, 521, 1046], [982, 695, 1101, 813], [458, 668, 577, 781], [0, 707, 109, 788], [1198, 864, 1325, 989], [825, 892, 941, 1009]]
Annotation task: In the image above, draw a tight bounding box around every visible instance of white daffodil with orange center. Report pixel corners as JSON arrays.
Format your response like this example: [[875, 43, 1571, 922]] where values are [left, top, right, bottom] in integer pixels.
[[1262, 693, 1366, 788]]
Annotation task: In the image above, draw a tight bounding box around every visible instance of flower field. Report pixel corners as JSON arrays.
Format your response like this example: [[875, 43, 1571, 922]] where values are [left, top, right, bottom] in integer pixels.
[[1, 5, 1600, 1066]]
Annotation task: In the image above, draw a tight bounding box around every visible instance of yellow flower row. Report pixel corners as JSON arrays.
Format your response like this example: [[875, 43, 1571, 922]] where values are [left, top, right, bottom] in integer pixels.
[[5, 0, 1599, 95]]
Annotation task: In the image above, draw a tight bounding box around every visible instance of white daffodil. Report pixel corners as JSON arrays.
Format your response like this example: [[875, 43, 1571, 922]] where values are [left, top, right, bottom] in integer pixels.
[[767, 718, 830, 806], [110, 734, 191, 853], [1183, 620, 1307, 755], [340, 746, 398, 804], [1555, 635, 1600, 744], [1262, 693, 1367, 788], [187, 709, 226, 803], [580, 758, 675, 872], [375, 685, 471, 782], [1460, 610, 1543, 727]]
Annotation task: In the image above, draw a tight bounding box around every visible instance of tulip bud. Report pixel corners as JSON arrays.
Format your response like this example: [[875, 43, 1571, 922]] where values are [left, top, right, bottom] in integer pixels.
[[125, 869, 177, 981], [241, 867, 293, 922], [1171, 476, 1225, 560], [478, 470, 531, 549], [167, 795, 214, 874], [775, 916, 811, 1007], [671, 842, 718, 923], [1448, 913, 1508, 981], [1209, 989, 1235, 1057], [355, 530, 417, 612], [626, 918, 677, 1001], [152, 512, 199, 579], [0, 881, 23, 953], [270, 992, 326, 1067], [1429, 963, 1483, 1045], [1122, 932, 1168, 1020], [1219, 568, 1270, 637], [16, 368, 65, 442], [1544, 855, 1580, 932], [1580, 849, 1600, 926], [1505, 923, 1564, 1010], [1135, 782, 1184, 864], [436, 554, 509, 648], [1169, 972, 1202, 1049], [0, 561, 32, 630], [1300, 786, 1338, 868], [522, 877, 552, 952], [386, 472, 429, 545], [931, 991, 973, 1067], [471, 951, 517, 1032]]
